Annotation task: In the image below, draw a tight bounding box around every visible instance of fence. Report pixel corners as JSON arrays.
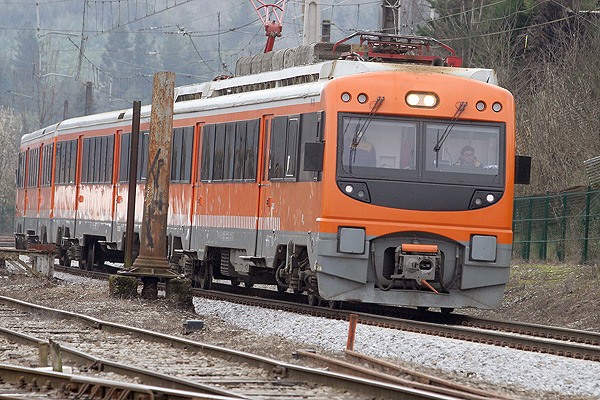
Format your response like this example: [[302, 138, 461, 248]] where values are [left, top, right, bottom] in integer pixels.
[[513, 187, 600, 263], [0, 205, 14, 234]]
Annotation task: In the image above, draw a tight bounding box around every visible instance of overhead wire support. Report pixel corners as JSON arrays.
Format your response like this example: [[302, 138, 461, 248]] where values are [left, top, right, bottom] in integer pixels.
[[249, 0, 287, 52]]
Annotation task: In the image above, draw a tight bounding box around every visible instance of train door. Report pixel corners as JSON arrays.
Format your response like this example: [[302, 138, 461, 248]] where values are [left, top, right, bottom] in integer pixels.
[[255, 115, 274, 258], [190, 123, 204, 250], [110, 130, 123, 242], [24, 148, 39, 233]]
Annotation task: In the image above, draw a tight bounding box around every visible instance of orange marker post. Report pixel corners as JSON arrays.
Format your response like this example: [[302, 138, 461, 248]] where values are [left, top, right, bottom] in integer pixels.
[[346, 314, 359, 351]]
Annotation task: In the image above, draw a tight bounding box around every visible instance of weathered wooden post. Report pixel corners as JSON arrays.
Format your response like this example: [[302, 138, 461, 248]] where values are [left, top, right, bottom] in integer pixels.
[[122, 72, 178, 299]]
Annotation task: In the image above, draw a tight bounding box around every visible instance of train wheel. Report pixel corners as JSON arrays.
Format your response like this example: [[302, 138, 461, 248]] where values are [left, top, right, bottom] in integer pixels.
[[62, 253, 71, 268], [307, 292, 320, 307], [199, 264, 212, 290], [276, 284, 287, 293], [85, 243, 96, 271], [327, 300, 342, 309], [243, 279, 253, 289]]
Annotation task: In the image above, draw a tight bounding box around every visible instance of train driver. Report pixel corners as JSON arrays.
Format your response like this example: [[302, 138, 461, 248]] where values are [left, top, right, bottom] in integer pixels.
[[351, 140, 377, 167], [454, 145, 483, 168]]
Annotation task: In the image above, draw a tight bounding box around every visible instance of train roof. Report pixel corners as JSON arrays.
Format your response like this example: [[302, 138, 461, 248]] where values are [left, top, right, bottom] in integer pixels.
[[21, 57, 498, 146]]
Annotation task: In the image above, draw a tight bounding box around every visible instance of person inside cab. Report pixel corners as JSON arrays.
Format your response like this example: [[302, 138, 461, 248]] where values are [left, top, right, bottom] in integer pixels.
[[454, 145, 482, 168]]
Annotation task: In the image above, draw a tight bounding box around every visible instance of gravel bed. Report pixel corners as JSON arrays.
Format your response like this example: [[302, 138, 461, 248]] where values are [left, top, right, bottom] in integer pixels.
[[2, 267, 599, 399], [192, 297, 600, 399]]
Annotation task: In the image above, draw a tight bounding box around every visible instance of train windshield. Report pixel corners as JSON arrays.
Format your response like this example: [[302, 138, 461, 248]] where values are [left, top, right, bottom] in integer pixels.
[[339, 116, 418, 180], [338, 114, 504, 186]]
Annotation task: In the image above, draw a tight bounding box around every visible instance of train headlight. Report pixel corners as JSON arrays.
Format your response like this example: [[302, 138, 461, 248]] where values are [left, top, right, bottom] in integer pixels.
[[345, 184, 354, 193], [423, 94, 437, 107], [405, 92, 438, 108], [341, 92, 351, 102], [357, 93, 368, 104], [406, 93, 420, 106], [492, 102, 502, 112], [486, 194, 496, 203]]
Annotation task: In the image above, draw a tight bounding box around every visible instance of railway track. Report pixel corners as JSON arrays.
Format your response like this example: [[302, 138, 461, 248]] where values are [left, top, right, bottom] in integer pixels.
[[52, 264, 600, 363], [0, 235, 14, 248], [0, 295, 508, 400]]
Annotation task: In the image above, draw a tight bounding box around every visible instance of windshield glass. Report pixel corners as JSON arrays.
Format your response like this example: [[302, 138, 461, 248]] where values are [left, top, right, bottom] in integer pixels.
[[340, 116, 417, 177], [338, 114, 505, 186], [425, 122, 500, 176]]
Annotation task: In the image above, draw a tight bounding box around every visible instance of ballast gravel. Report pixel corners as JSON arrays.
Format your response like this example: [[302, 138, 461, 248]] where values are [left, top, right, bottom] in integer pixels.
[[193, 297, 600, 399], [4, 269, 598, 399]]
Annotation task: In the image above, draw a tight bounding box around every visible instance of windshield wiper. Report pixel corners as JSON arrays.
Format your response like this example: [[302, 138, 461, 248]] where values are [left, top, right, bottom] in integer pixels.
[[433, 101, 467, 154], [349, 96, 384, 167]]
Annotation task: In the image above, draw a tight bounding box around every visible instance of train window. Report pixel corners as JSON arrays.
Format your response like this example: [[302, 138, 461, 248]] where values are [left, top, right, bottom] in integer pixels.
[[94, 137, 102, 183], [69, 140, 77, 184], [87, 138, 95, 184], [82, 139, 90, 183], [171, 128, 182, 181], [120, 131, 147, 183], [424, 122, 502, 182], [244, 119, 259, 181], [269, 116, 287, 180], [269, 115, 300, 181], [40, 144, 53, 187], [200, 124, 215, 182], [233, 121, 246, 180], [65, 142, 72, 184], [224, 123, 236, 181], [285, 118, 299, 178], [138, 131, 148, 181], [181, 126, 193, 182], [54, 144, 61, 185], [99, 137, 108, 183], [105, 135, 114, 183], [340, 116, 418, 181], [170, 126, 194, 183], [27, 147, 40, 188], [213, 124, 226, 181], [299, 112, 324, 182], [17, 152, 26, 189], [136, 132, 147, 182], [60, 142, 67, 184], [119, 133, 130, 183]]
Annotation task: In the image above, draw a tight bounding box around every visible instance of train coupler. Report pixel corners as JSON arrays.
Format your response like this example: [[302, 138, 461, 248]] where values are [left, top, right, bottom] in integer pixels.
[[392, 243, 441, 284]]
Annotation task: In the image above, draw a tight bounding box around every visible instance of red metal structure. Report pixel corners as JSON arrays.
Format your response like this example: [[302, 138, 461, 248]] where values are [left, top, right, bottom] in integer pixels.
[[250, 0, 286, 53], [333, 31, 463, 67]]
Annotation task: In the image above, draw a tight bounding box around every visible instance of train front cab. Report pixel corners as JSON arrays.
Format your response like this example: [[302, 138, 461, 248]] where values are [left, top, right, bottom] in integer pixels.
[[311, 70, 520, 310]]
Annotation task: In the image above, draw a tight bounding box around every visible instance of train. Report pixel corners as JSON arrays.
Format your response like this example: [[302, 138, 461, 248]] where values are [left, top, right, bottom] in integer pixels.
[[14, 33, 530, 311]]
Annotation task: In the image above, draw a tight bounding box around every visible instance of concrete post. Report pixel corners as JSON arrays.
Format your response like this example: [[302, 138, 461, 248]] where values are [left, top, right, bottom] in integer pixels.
[[303, 0, 321, 45]]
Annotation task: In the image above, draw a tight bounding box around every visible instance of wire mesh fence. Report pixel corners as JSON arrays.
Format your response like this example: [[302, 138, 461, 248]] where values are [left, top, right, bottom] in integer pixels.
[[513, 187, 600, 264], [0, 206, 14, 234]]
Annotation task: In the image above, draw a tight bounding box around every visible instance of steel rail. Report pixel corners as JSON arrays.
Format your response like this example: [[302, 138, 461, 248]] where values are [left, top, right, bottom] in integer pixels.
[[192, 286, 600, 362], [53, 266, 600, 361], [0, 325, 247, 399], [295, 350, 512, 400], [0, 364, 239, 400], [0, 295, 465, 400]]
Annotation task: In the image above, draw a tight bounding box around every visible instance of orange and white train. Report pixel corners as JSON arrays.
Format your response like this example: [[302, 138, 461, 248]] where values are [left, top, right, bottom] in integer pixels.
[[15, 34, 530, 311]]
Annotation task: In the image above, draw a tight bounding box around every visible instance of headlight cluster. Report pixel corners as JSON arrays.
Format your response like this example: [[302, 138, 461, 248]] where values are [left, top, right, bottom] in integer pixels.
[[405, 92, 438, 108], [470, 190, 503, 209]]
